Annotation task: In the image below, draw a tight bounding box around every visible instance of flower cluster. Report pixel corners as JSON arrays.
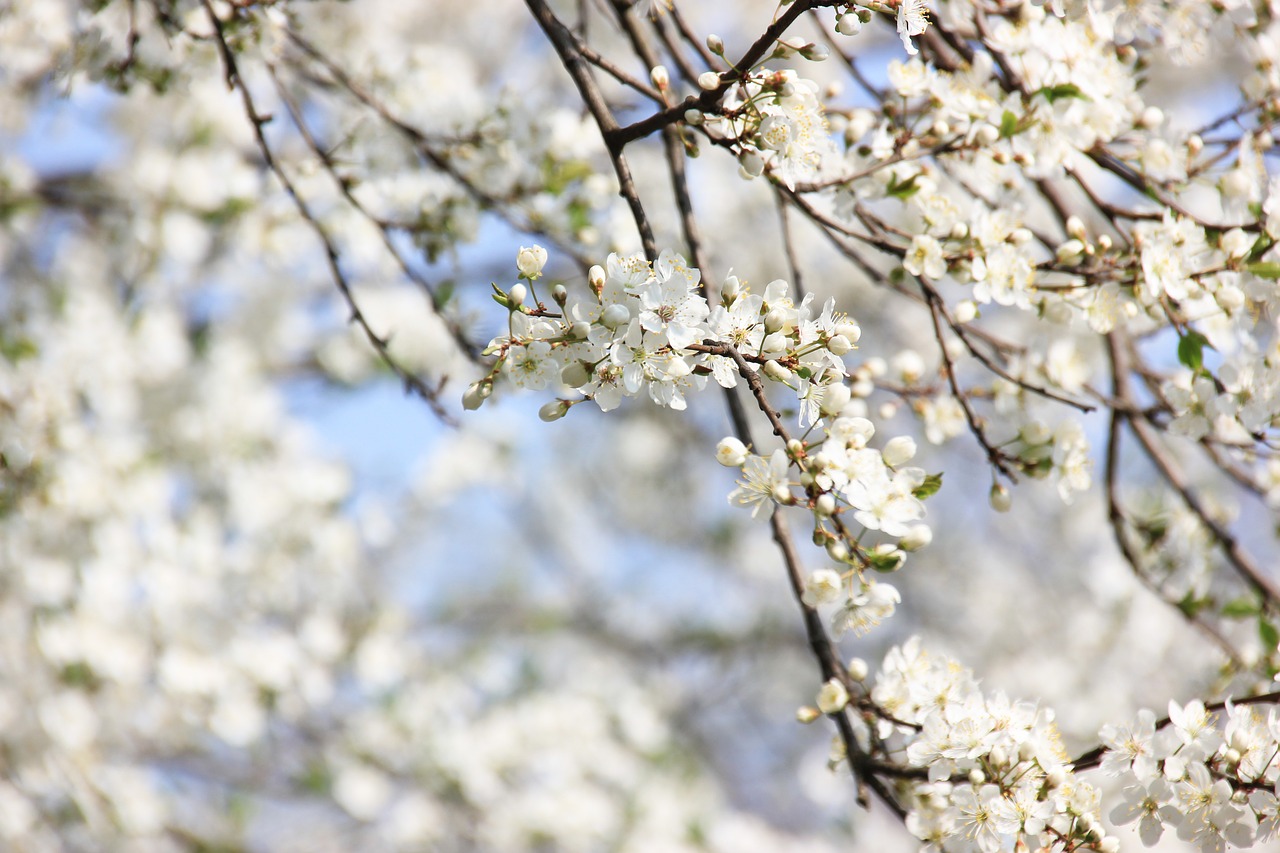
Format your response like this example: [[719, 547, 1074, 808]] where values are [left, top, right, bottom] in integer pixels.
[[472, 247, 858, 417], [478, 248, 937, 639], [1099, 699, 1280, 851], [699, 67, 843, 189], [848, 638, 1117, 853]]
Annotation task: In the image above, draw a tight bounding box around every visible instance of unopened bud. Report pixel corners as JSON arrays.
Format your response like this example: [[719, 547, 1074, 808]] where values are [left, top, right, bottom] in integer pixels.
[[602, 303, 630, 328], [706, 34, 724, 55], [538, 400, 570, 422], [508, 283, 527, 308], [462, 380, 492, 411], [698, 71, 721, 91], [561, 362, 590, 388], [990, 483, 1012, 512], [846, 657, 869, 681], [796, 705, 822, 724], [650, 65, 670, 91]]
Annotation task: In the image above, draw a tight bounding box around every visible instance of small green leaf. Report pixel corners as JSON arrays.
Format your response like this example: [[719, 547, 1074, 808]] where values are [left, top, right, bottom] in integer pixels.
[[1176, 329, 1212, 374], [1246, 262, 1280, 279], [1035, 83, 1090, 103], [1221, 597, 1260, 618], [433, 279, 456, 311], [1246, 234, 1274, 263], [886, 172, 921, 200], [1259, 616, 1279, 650], [913, 472, 943, 499], [1177, 591, 1210, 618], [999, 110, 1018, 139]]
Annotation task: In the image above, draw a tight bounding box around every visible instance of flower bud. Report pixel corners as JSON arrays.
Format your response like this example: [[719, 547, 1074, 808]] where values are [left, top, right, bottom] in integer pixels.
[[882, 436, 917, 467], [815, 493, 836, 516], [1065, 215, 1087, 241], [800, 43, 829, 62], [954, 299, 978, 324], [815, 678, 849, 714], [827, 334, 852, 356], [990, 483, 1012, 512], [820, 383, 852, 416], [846, 657, 868, 681], [684, 109, 704, 126], [515, 245, 547, 279], [836, 13, 862, 35], [899, 524, 932, 551], [738, 149, 765, 179], [588, 264, 606, 292], [803, 569, 844, 606], [834, 322, 861, 343], [698, 71, 721, 91], [715, 436, 749, 467], [796, 705, 821, 724], [538, 400, 570, 422], [462, 380, 492, 411], [650, 65, 670, 91], [721, 274, 740, 302], [1139, 105, 1164, 129], [507, 283, 527, 308], [561, 362, 590, 388], [602, 303, 630, 328], [570, 321, 591, 340], [551, 284, 567, 306], [763, 360, 791, 382], [706, 34, 724, 55], [761, 333, 787, 354]]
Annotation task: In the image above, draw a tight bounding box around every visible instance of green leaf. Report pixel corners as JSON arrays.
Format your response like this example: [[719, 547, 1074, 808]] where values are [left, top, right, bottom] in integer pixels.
[[1221, 597, 1259, 618], [1259, 616, 1279, 651], [867, 551, 903, 573], [1246, 262, 1280, 279], [1246, 234, 1274, 263], [432, 279, 456, 311], [1035, 83, 1090, 103], [0, 336, 37, 363], [886, 172, 921, 200], [1176, 329, 1212, 374], [999, 110, 1018, 139], [913, 472, 943, 499], [1177, 591, 1210, 618]]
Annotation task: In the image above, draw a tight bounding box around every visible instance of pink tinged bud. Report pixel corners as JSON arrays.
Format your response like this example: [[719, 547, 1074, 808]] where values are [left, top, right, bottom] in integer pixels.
[[650, 65, 669, 90]]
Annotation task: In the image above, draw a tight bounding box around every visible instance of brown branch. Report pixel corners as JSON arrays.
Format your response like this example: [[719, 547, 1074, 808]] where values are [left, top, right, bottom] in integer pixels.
[[201, 0, 456, 424]]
